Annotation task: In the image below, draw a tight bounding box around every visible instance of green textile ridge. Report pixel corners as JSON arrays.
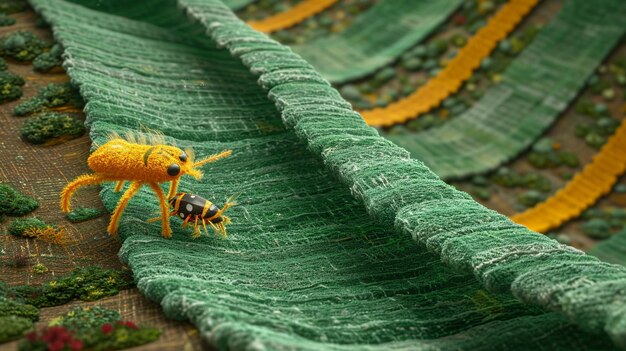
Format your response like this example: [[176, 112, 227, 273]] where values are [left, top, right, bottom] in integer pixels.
[[222, 0, 254, 11], [30, 0, 626, 349], [589, 229, 626, 267], [386, 0, 626, 180], [291, 0, 462, 84]]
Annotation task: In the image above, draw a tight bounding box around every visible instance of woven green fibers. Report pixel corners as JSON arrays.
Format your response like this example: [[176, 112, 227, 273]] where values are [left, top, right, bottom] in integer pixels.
[[290, 0, 462, 84], [387, 0, 626, 180], [222, 0, 254, 10], [31, 0, 626, 349], [590, 230, 626, 267]]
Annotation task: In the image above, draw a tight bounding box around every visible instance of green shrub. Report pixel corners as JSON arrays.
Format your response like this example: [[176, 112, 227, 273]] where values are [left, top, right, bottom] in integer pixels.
[[33, 44, 63, 72], [51, 306, 120, 336], [0, 14, 16, 26], [18, 266, 134, 308], [0, 316, 33, 343], [14, 82, 82, 116], [0, 297, 39, 321], [66, 207, 103, 222], [32, 264, 48, 274], [0, 183, 38, 216], [0, 70, 24, 103], [8, 217, 50, 237], [0, 31, 51, 61], [0, 0, 28, 14], [517, 190, 546, 207], [20, 112, 86, 145], [582, 218, 612, 239]]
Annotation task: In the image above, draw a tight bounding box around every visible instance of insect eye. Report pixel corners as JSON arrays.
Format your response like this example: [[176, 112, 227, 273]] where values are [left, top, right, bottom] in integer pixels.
[[179, 152, 187, 162], [167, 163, 181, 176]]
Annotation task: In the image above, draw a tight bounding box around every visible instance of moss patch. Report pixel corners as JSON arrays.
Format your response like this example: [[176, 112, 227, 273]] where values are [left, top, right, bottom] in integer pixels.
[[11, 266, 134, 308], [20, 308, 160, 351], [33, 43, 62, 72], [92, 323, 161, 351], [0, 70, 24, 103], [14, 82, 83, 116], [0, 57, 7, 70], [0, 31, 51, 61], [32, 263, 48, 274], [20, 112, 86, 145], [50, 306, 120, 336], [0, 316, 33, 343], [0, 290, 38, 344], [0, 0, 28, 14], [0, 297, 39, 322], [8, 217, 50, 237], [0, 14, 16, 26], [66, 207, 103, 222], [0, 183, 38, 216]]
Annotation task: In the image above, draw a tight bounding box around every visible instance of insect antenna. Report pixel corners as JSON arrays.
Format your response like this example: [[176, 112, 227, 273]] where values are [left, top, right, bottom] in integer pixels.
[[193, 150, 232, 168]]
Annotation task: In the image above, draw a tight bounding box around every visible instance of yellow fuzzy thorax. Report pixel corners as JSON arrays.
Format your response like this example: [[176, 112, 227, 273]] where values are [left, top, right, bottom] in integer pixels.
[[88, 138, 192, 183]]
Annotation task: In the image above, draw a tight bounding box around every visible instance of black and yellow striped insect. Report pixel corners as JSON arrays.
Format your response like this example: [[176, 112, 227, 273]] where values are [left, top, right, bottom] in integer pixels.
[[150, 193, 236, 238]]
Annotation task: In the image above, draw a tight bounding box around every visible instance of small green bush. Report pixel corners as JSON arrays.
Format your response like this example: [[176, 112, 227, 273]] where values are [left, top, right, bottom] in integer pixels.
[[0, 70, 24, 103], [0, 14, 16, 26], [0, 0, 28, 14], [0, 31, 51, 61], [0, 316, 33, 343], [33, 43, 63, 72], [0, 297, 39, 321], [18, 266, 134, 308], [8, 217, 50, 237], [0, 183, 38, 216], [51, 306, 120, 336], [14, 82, 82, 116], [20, 112, 86, 145], [582, 218, 612, 239], [66, 207, 103, 222]]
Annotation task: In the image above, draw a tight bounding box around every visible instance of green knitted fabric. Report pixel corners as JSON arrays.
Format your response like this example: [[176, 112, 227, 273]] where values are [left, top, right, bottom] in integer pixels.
[[222, 0, 254, 10], [590, 230, 626, 267], [291, 0, 462, 84], [31, 0, 626, 349], [387, 0, 626, 180]]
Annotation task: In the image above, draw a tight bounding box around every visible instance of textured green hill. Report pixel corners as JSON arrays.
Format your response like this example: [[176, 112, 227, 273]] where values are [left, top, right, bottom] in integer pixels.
[[291, 0, 462, 84], [387, 0, 626, 180]]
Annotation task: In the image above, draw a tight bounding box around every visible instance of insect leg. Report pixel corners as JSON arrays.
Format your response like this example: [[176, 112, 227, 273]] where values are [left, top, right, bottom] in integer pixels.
[[166, 178, 179, 200], [146, 210, 174, 223], [182, 215, 192, 227], [113, 181, 125, 192], [147, 182, 172, 238], [192, 216, 201, 239], [201, 219, 208, 236], [107, 181, 143, 236], [60, 173, 107, 212], [208, 220, 219, 235]]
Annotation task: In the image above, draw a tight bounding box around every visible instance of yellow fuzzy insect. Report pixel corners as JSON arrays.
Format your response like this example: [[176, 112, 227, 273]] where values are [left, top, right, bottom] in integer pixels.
[[60, 131, 231, 238]]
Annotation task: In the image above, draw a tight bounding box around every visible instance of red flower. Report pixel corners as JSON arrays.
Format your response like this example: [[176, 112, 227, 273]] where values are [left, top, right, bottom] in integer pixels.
[[453, 14, 466, 25], [25, 331, 37, 341], [101, 323, 114, 334], [69, 339, 84, 351], [41, 329, 54, 342], [58, 331, 72, 343], [48, 340, 65, 351], [124, 321, 139, 330]]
